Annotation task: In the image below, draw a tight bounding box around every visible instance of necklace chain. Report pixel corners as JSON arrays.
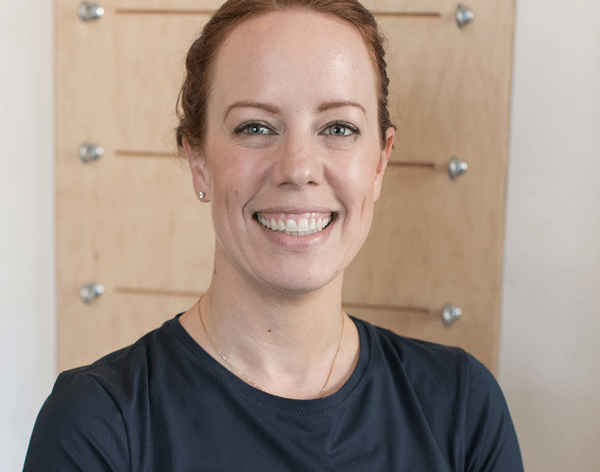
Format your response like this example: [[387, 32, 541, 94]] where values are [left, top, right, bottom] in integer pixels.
[[197, 301, 345, 398]]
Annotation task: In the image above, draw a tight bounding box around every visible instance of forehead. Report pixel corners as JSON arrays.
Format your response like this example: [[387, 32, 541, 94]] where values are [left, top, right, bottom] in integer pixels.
[[210, 9, 377, 110]]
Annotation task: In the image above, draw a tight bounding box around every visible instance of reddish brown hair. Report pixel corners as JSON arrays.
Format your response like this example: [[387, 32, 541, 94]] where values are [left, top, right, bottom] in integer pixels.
[[176, 0, 394, 150]]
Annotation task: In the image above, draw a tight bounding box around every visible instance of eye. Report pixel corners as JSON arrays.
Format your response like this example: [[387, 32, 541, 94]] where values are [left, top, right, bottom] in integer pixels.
[[234, 121, 276, 136], [320, 122, 360, 137]]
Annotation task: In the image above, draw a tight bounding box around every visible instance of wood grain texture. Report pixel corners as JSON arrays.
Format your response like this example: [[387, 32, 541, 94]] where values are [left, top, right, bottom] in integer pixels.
[[55, 9, 213, 370]]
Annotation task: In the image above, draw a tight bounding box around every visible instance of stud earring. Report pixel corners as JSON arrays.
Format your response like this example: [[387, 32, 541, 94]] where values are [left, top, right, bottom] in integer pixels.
[[198, 191, 205, 200]]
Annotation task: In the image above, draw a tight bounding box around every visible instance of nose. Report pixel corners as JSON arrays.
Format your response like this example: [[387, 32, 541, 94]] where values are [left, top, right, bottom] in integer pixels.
[[273, 132, 322, 189]]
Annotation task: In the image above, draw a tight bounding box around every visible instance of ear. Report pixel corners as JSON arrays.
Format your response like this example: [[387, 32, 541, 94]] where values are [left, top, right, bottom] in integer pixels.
[[183, 139, 212, 201], [372, 127, 395, 202]]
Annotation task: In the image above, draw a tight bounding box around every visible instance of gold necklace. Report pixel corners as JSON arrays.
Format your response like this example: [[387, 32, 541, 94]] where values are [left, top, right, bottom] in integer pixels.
[[197, 301, 345, 398]]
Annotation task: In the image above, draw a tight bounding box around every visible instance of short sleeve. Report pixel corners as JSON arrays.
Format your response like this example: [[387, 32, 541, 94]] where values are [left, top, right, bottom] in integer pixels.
[[24, 370, 130, 472], [463, 356, 524, 472]]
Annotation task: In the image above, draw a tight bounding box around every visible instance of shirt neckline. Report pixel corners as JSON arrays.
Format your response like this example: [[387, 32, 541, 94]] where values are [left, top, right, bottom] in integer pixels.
[[166, 313, 373, 414]]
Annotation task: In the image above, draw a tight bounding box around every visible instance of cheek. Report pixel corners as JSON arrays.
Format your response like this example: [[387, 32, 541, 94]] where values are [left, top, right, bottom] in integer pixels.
[[210, 146, 268, 197], [332, 150, 380, 206]]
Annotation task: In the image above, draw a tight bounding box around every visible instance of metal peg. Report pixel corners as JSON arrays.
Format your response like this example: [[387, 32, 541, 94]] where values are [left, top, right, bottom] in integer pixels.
[[79, 142, 104, 163], [448, 156, 468, 180], [456, 4, 474, 28], [78, 2, 105, 22], [80, 283, 105, 304], [442, 304, 462, 327]]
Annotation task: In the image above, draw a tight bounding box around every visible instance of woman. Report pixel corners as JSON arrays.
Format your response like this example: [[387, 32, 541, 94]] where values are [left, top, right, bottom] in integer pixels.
[[25, 0, 523, 470]]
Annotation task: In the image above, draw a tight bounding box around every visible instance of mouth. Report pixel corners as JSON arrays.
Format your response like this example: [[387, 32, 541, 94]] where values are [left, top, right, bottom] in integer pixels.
[[254, 212, 335, 237]]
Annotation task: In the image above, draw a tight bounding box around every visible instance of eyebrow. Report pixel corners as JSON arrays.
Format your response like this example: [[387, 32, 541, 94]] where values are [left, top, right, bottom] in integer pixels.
[[223, 100, 367, 122], [317, 101, 367, 116], [223, 101, 280, 122]]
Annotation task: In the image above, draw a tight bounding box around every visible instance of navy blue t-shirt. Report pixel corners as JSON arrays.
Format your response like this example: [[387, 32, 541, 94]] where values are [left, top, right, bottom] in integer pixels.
[[24, 316, 523, 471]]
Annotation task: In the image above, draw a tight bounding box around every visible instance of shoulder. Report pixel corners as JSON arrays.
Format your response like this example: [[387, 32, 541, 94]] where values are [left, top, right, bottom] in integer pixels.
[[24, 318, 179, 471], [356, 318, 523, 471], [58, 316, 184, 403], [24, 368, 130, 471], [360, 318, 476, 387], [362, 318, 506, 415]]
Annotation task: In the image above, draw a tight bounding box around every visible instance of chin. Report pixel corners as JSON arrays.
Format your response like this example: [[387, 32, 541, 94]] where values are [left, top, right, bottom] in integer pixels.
[[257, 269, 344, 299]]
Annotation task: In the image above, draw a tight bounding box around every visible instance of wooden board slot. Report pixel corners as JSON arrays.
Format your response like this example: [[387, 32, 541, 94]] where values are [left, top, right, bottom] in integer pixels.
[[115, 150, 179, 158], [115, 286, 202, 298]]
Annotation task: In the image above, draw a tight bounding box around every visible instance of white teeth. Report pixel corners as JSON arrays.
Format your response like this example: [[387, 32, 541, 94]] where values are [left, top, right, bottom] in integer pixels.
[[297, 218, 309, 232], [285, 219, 297, 232], [257, 214, 333, 236]]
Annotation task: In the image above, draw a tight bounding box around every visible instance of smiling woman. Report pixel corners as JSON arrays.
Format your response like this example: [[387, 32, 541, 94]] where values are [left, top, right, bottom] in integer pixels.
[[24, 0, 523, 470], [182, 9, 391, 301]]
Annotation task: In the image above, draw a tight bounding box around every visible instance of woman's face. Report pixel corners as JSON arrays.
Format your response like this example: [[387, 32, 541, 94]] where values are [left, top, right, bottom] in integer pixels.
[[187, 9, 394, 297]]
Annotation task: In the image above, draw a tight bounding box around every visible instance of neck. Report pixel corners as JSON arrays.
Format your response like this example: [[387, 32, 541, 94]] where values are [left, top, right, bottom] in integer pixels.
[[192, 250, 351, 398], [204, 273, 345, 360]]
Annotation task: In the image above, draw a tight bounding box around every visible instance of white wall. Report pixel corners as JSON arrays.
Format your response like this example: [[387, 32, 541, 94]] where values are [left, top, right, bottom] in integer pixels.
[[498, 0, 600, 470], [0, 1, 55, 470], [1, 0, 599, 471]]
